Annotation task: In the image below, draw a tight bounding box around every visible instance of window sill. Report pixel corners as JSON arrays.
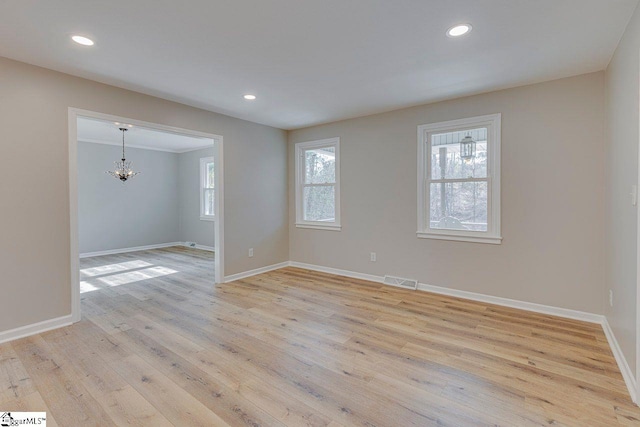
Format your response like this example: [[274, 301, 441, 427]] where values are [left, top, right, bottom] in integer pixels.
[[417, 231, 502, 245], [296, 223, 342, 231], [200, 216, 215, 222]]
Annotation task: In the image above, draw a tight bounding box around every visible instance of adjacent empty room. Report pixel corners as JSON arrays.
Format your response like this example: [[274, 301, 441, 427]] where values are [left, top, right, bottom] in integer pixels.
[[75, 115, 218, 307]]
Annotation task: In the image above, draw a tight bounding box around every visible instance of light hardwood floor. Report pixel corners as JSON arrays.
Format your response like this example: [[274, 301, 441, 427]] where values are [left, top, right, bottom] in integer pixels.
[[1, 246, 639, 426]]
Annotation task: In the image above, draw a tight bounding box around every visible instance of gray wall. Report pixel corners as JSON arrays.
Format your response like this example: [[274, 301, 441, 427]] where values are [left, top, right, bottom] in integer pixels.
[[0, 56, 288, 333], [289, 72, 606, 314], [78, 142, 180, 254], [179, 146, 216, 248], [605, 2, 640, 377], [79, 143, 216, 254]]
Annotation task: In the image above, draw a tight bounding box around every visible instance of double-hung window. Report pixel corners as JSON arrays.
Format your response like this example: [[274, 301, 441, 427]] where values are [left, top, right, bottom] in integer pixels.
[[295, 137, 341, 230], [200, 156, 215, 221], [417, 114, 501, 244]]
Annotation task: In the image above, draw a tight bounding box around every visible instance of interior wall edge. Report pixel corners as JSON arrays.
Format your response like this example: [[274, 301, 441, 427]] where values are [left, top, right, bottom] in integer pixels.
[[602, 316, 638, 403], [0, 314, 73, 346]]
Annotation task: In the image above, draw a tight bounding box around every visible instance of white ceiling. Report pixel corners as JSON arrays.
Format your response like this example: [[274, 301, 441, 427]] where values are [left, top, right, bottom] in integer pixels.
[[1, 0, 637, 130], [77, 117, 212, 153]]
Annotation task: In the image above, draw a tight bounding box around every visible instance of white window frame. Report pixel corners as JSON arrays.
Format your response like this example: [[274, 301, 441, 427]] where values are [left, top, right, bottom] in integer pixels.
[[417, 113, 502, 244], [200, 156, 215, 221], [295, 137, 341, 231]]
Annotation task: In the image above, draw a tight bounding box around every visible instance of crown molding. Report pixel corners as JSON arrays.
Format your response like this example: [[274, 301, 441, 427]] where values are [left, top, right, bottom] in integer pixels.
[[78, 137, 212, 154]]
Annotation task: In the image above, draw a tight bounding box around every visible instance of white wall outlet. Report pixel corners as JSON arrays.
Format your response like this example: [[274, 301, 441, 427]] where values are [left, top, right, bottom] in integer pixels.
[[248, 248, 254, 257], [632, 185, 638, 206], [609, 289, 613, 307], [370, 252, 376, 262]]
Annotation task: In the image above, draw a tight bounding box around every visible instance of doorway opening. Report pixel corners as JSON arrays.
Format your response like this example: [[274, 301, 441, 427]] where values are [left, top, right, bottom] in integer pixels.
[[68, 108, 224, 322]]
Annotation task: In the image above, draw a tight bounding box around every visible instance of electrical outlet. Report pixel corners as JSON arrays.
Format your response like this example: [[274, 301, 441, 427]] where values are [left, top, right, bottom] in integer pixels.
[[609, 289, 613, 307], [249, 248, 254, 257], [370, 252, 376, 262]]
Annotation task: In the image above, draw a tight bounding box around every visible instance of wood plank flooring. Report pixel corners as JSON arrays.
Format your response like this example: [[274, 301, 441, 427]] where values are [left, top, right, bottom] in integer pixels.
[[1, 246, 639, 426]]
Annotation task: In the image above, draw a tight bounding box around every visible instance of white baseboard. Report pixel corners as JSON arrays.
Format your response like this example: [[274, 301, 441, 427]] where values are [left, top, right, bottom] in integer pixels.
[[601, 318, 637, 403], [224, 261, 291, 282], [0, 314, 73, 345], [182, 243, 215, 252], [290, 261, 602, 323], [415, 282, 604, 324], [289, 261, 384, 284], [80, 242, 215, 258], [287, 260, 640, 404], [80, 242, 183, 258]]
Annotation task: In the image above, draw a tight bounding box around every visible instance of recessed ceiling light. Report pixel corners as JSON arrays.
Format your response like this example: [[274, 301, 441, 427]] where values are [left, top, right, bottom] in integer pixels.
[[72, 35, 94, 46], [446, 24, 472, 38], [244, 94, 256, 100]]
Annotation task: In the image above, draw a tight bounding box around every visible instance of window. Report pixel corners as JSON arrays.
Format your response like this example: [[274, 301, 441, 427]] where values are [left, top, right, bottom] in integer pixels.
[[417, 114, 501, 244], [200, 156, 215, 221], [295, 137, 341, 230]]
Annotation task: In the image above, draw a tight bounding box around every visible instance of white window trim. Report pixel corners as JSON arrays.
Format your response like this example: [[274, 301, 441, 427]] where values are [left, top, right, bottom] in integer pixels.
[[200, 156, 215, 222], [295, 137, 341, 231], [417, 113, 502, 244]]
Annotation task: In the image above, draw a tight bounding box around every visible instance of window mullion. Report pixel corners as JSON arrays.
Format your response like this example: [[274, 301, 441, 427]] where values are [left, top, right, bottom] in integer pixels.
[[303, 182, 336, 187], [429, 177, 488, 184]]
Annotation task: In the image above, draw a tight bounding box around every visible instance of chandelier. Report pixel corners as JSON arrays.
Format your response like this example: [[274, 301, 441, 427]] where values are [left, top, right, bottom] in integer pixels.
[[106, 128, 140, 182]]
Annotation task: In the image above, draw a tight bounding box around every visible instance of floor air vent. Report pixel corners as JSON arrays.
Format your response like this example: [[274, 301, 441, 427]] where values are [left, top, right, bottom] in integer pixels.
[[383, 275, 418, 290]]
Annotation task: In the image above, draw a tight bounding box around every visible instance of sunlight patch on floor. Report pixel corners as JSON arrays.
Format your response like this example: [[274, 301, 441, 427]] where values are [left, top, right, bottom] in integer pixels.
[[81, 260, 153, 277], [80, 266, 179, 293], [80, 281, 100, 293]]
